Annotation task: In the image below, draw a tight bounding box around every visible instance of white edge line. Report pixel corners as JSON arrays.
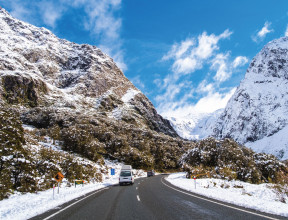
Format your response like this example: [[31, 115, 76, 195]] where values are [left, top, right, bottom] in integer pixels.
[[137, 195, 140, 201], [161, 177, 279, 220], [43, 186, 109, 220]]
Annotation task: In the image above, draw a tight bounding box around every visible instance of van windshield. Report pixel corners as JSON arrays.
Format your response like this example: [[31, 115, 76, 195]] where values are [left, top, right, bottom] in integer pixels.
[[120, 171, 131, 177]]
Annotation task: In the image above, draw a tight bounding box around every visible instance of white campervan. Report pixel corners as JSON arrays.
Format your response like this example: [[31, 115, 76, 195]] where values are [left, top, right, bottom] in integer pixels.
[[119, 165, 134, 186]]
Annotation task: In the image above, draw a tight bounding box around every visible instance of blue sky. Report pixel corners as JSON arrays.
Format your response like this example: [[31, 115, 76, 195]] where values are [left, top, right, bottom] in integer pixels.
[[1, 0, 288, 118]]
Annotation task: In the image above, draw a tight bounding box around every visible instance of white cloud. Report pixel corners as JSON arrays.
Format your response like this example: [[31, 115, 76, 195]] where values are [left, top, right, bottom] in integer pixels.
[[172, 57, 199, 75], [153, 78, 162, 88], [158, 87, 236, 118], [211, 54, 249, 83], [131, 75, 145, 91], [9, 4, 29, 21], [258, 22, 273, 38], [195, 30, 232, 59], [3, 0, 64, 27], [197, 80, 214, 94], [154, 71, 237, 118], [211, 53, 230, 82], [99, 44, 127, 71], [193, 88, 236, 114], [162, 29, 233, 75], [285, 24, 288, 37], [38, 1, 63, 28], [155, 81, 185, 103], [162, 39, 195, 61], [83, 1, 121, 40], [232, 56, 249, 68], [252, 21, 273, 42], [157, 29, 248, 119]]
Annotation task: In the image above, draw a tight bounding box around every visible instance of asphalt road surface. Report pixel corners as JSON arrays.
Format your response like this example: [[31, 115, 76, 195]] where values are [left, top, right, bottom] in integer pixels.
[[31, 175, 287, 220]]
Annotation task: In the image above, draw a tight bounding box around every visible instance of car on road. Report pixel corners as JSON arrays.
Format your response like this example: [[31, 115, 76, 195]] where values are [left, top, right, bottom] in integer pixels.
[[119, 165, 134, 186], [147, 170, 155, 177]]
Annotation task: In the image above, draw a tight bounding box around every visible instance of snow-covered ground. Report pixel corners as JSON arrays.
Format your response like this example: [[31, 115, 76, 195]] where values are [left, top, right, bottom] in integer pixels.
[[121, 88, 140, 103], [166, 173, 288, 217], [0, 161, 146, 220], [246, 125, 288, 160]]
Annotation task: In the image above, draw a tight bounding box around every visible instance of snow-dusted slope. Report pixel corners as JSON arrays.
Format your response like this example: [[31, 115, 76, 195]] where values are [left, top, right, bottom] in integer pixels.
[[0, 7, 177, 137], [213, 37, 288, 159], [246, 125, 288, 160], [167, 109, 222, 140], [0, 8, 126, 98]]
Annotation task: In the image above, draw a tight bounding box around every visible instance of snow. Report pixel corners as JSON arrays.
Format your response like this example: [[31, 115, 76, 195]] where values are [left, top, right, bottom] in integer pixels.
[[121, 88, 140, 103], [1, 155, 13, 161], [22, 124, 36, 131], [111, 107, 122, 120], [0, 161, 146, 220], [246, 125, 288, 160], [166, 173, 288, 217], [167, 109, 222, 140]]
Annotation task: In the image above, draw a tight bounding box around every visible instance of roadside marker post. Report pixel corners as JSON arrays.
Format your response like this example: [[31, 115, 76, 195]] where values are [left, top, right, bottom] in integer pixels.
[[189, 172, 211, 189], [53, 184, 55, 199]]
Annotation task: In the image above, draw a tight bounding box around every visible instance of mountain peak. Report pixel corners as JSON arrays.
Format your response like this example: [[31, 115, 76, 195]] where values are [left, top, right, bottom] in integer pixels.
[[247, 36, 288, 79], [0, 6, 10, 16], [212, 36, 288, 159], [265, 36, 288, 50]]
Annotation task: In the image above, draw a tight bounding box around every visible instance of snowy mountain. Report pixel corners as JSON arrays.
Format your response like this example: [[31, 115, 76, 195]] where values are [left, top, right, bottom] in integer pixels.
[[0, 7, 176, 137], [213, 36, 288, 160], [167, 109, 223, 140]]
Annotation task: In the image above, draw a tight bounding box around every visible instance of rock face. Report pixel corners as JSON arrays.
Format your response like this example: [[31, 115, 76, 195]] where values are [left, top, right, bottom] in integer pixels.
[[213, 37, 288, 159], [0, 8, 177, 137]]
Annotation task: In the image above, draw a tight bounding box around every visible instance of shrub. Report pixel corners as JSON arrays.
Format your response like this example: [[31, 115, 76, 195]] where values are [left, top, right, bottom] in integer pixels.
[[0, 108, 38, 199], [181, 137, 288, 184]]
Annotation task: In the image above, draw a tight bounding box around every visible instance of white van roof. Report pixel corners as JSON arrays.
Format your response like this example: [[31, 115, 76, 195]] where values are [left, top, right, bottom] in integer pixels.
[[121, 165, 132, 170]]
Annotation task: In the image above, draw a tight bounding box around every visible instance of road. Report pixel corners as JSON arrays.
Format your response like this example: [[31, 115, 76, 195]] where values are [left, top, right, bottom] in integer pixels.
[[31, 175, 286, 220]]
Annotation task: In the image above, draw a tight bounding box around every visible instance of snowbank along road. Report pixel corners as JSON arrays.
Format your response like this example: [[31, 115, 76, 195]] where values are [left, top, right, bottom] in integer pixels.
[[31, 175, 286, 220]]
